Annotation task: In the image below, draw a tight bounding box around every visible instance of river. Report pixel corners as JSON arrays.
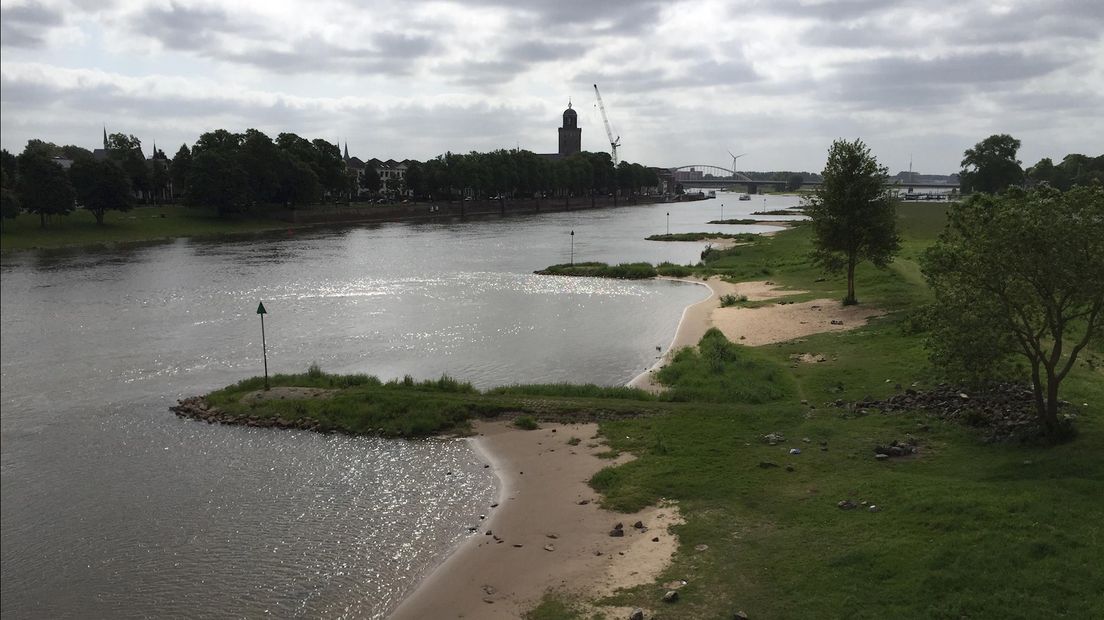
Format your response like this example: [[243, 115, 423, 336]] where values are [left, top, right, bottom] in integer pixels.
[[0, 192, 801, 618]]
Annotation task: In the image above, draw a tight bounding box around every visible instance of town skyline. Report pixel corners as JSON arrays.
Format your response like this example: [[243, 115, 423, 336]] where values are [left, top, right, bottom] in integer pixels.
[[2, 0, 1102, 173]]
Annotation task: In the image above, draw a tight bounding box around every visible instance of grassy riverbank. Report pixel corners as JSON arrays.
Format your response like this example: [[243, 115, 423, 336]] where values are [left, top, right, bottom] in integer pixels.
[[0, 205, 294, 252], [191, 201, 1103, 618], [645, 232, 760, 242]]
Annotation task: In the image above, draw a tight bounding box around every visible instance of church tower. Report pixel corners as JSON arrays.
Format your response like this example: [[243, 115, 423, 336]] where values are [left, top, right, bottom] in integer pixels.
[[557, 102, 581, 157]]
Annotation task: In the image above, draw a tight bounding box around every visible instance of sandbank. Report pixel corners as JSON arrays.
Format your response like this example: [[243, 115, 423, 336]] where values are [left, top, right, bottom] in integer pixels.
[[390, 421, 682, 619], [629, 278, 884, 390]]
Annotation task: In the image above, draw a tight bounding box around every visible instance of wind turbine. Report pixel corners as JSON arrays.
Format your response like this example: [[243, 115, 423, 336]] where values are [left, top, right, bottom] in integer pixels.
[[728, 150, 747, 175]]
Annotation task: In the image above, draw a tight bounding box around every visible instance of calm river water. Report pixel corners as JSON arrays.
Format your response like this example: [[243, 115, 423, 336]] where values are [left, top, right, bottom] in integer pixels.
[[1, 192, 801, 618]]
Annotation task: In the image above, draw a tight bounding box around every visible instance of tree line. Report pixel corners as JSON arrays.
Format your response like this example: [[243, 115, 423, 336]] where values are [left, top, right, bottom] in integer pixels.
[[1, 128, 661, 228], [959, 133, 1103, 194], [807, 136, 1101, 443]]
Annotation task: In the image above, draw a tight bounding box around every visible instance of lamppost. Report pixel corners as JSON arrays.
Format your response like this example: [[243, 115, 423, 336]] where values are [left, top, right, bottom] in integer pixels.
[[721, 203, 725, 221], [570, 230, 575, 266], [666, 212, 670, 235]]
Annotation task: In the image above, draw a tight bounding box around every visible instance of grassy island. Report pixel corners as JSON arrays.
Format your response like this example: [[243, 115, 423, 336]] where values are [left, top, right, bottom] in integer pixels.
[[533, 261, 698, 279], [645, 232, 759, 242], [707, 218, 758, 225], [179, 202, 1103, 619]]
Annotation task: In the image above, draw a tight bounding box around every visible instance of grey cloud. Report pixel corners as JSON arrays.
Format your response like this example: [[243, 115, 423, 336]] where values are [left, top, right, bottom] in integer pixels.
[[444, 59, 529, 87], [503, 40, 577, 63], [454, 0, 666, 35], [0, 1, 65, 49], [578, 57, 760, 93], [127, 3, 437, 76]]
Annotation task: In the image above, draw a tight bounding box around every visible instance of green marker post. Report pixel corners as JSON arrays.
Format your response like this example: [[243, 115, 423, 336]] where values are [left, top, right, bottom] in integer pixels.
[[257, 302, 269, 390]]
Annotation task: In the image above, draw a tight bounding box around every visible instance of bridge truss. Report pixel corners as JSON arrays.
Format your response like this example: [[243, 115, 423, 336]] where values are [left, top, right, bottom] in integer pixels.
[[668, 165, 755, 185]]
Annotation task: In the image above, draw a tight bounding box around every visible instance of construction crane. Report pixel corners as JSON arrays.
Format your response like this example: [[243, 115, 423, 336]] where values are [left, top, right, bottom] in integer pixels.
[[593, 84, 621, 165]]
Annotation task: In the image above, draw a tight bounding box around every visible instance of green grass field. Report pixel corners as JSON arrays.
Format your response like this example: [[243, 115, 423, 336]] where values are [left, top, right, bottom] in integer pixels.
[[197, 201, 1103, 618], [0, 205, 293, 252]]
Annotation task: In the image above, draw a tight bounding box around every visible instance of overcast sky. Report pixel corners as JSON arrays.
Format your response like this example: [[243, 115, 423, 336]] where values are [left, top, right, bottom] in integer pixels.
[[2, 0, 1101, 173]]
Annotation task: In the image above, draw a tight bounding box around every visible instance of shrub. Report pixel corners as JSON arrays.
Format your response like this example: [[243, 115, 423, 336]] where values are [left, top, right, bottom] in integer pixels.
[[307, 362, 323, 378], [514, 415, 539, 430], [719, 293, 748, 307]]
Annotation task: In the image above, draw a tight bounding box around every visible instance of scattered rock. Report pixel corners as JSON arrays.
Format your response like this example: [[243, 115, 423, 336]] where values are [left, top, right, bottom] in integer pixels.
[[785, 465, 794, 472], [830, 319, 844, 325], [512, 544, 523, 548], [610, 528, 625, 537], [482, 585, 496, 595], [734, 611, 750, 619], [838, 499, 857, 510], [629, 609, 645, 620], [633, 521, 645, 529], [483, 597, 494, 604], [869, 505, 881, 513], [490, 503, 498, 508], [789, 448, 802, 455], [875, 454, 890, 461], [578, 499, 591, 505], [652, 537, 660, 542], [761, 432, 785, 445], [543, 544, 555, 552], [614, 522, 624, 530], [694, 544, 709, 552], [546, 533, 558, 539], [663, 590, 680, 603]]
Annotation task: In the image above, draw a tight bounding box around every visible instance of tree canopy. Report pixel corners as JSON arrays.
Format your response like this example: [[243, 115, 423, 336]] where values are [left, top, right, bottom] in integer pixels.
[[15, 148, 75, 228], [921, 185, 1104, 440], [69, 158, 134, 224], [960, 134, 1023, 194], [804, 138, 899, 305]]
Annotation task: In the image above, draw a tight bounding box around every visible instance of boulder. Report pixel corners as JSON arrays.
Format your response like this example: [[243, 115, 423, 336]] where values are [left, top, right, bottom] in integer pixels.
[[663, 590, 680, 603]]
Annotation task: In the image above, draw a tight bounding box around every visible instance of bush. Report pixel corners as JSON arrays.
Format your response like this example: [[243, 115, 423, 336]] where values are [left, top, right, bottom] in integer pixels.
[[656, 262, 693, 277], [307, 362, 323, 378], [655, 328, 795, 403], [514, 415, 539, 430], [719, 293, 748, 307]]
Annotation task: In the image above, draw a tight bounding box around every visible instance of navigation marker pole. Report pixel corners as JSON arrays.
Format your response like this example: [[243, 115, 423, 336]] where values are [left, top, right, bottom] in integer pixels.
[[666, 212, 670, 235], [257, 301, 270, 391], [570, 230, 575, 266]]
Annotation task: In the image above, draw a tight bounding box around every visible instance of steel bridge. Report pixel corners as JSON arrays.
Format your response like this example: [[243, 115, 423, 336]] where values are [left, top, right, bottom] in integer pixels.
[[666, 165, 785, 194], [666, 165, 960, 194]]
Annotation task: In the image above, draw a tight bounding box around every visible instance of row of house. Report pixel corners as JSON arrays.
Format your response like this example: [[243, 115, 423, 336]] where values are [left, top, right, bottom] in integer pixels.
[[343, 143, 408, 196]]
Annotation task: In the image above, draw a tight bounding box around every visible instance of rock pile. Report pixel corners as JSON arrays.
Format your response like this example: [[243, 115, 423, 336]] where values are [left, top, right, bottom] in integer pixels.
[[840, 383, 1060, 441], [171, 396, 324, 432]]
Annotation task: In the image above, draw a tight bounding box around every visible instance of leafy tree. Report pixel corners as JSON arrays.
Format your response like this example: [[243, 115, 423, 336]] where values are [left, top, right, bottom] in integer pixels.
[[69, 158, 134, 224], [786, 173, 804, 191], [189, 149, 247, 214], [106, 133, 149, 200], [804, 138, 899, 305], [404, 161, 425, 199], [170, 144, 192, 201], [16, 150, 75, 227], [360, 165, 381, 194], [921, 186, 1104, 440], [960, 134, 1023, 194], [1, 154, 20, 230]]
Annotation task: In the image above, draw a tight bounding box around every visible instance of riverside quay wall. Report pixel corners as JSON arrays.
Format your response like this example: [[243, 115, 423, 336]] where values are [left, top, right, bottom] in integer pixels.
[[272, 193, 707, 226]]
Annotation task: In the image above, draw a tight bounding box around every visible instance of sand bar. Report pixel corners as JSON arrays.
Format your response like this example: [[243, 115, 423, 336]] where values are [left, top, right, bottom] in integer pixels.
[[390, 421, 681, 619]]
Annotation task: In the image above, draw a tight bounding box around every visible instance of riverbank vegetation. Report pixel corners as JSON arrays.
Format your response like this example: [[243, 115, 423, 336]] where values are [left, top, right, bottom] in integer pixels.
[[645, 232, 759, 242], [185, 189, 1101, 616]]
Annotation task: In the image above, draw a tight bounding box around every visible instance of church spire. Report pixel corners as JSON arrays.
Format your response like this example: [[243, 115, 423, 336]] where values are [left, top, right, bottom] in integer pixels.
[[343, 141, 350, 161], [103, 126, 108, 149]]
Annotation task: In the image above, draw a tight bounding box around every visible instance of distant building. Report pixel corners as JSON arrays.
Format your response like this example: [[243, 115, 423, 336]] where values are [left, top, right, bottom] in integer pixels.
[[557, 103, 581, 157], [538, 102, 582, 160]]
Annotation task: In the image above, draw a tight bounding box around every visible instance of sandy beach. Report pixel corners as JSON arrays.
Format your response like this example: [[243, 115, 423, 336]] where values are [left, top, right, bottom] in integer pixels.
[[390, 421, 681, 619], [393, 277, 883, 617]]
